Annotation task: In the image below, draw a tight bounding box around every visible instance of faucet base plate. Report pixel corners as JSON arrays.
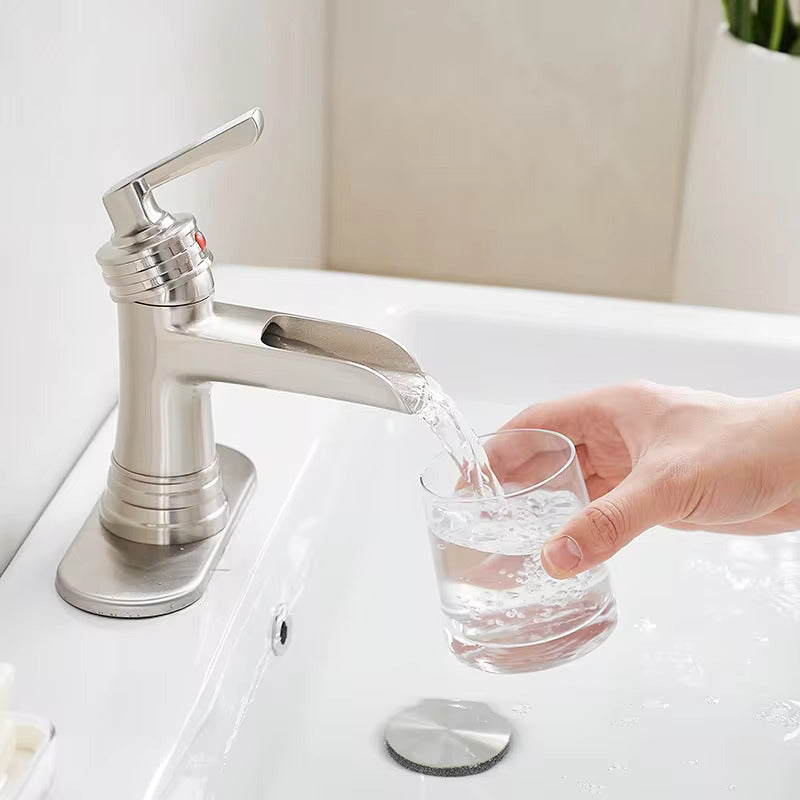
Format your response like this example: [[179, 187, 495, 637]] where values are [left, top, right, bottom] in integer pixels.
[[55, 446, 256, 618]]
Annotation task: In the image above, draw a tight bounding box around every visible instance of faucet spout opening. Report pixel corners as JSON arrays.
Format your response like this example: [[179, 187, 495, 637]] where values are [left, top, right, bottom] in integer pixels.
[[179, 303, 425, 415], [259, 313, 425, 414]]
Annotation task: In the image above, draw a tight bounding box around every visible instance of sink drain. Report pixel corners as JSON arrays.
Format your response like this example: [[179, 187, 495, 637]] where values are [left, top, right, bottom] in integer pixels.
[[384, 699, 511, 777]]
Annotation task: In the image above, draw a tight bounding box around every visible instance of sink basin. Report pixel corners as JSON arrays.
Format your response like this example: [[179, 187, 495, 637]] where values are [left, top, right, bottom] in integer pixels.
[[1, 268, 800, 799]]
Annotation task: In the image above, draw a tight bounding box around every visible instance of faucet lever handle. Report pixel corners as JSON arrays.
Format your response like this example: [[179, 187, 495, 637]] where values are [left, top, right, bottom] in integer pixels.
[[102, 108, 265, 240]]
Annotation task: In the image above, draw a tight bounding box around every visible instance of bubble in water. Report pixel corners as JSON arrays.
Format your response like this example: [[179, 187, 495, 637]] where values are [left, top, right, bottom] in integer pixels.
[[512, 703, 532, 715], [429, 486, 613, 655], [437, 542, 446, 550]]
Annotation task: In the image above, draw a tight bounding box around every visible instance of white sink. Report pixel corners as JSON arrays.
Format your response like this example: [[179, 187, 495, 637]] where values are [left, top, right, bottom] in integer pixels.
[[2, 268, 800, 799]]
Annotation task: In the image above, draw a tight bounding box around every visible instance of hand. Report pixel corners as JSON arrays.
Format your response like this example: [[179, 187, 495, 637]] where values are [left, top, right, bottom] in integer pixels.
[[499, 381, 800, 579]]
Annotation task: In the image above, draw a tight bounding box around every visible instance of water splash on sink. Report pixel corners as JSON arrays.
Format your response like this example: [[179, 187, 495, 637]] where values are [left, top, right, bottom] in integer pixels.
[[755, 700, 800, 741], [640, 698, 670, 711], [575, 778, 605, 795]]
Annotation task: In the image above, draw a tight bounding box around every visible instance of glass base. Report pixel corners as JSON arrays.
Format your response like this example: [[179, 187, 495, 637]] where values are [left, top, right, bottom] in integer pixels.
[[447, 595, 618, 674]]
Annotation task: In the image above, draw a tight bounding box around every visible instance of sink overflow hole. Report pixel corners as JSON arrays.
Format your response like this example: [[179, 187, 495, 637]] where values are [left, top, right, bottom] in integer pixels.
[[272, 605, 291, 656]]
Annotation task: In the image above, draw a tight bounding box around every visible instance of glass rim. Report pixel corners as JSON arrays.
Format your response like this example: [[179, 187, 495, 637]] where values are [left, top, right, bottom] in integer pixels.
[[419, 427, 578, 502]]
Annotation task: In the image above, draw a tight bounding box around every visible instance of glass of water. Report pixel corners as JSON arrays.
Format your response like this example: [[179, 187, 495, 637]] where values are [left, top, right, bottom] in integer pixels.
[[420, 428, 617, 674]]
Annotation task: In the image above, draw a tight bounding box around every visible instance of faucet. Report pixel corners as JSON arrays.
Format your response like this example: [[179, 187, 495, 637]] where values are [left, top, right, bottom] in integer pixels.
[[56, 108, 422, 618]]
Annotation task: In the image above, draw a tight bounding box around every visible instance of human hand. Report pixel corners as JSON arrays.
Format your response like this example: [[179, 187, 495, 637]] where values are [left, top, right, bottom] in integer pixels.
[[498, 381, 800, 578]]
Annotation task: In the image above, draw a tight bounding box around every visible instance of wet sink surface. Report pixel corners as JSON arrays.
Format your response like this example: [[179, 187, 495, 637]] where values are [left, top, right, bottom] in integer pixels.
[[2, 268, 800, 799], [169, 407, 800, 799]]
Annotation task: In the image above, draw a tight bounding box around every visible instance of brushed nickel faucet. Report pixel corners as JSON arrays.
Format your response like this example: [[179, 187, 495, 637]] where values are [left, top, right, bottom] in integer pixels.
[[56, 108, 421, 618]]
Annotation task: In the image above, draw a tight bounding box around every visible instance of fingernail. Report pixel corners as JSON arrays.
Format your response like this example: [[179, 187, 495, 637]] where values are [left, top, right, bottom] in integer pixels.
[[542, 536, 582, 575]]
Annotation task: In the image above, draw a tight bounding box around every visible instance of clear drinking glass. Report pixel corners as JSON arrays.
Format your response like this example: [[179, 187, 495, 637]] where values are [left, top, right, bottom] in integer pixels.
[[420, 428, 617, 674]]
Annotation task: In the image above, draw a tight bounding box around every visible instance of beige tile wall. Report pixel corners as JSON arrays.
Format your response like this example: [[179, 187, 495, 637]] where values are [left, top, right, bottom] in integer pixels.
[[327, 0, 711, 301]]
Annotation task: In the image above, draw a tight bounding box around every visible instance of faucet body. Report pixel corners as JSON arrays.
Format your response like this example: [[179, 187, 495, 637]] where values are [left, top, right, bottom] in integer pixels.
[[55, 108, 421, 615], [103, 294, 417, 545]]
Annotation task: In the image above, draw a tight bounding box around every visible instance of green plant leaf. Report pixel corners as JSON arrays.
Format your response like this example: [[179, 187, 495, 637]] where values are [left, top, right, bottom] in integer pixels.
[[780, 16, 798, 50], [791, 33, 800, 53], [759, 0, 778, 45], [721, 0, 732, 27], [728, 0, 740, 36], [754, 13, 769, 45], [740, 0, 754, 41], [727, 0, 753, 40], [769, 0, 787, 49]]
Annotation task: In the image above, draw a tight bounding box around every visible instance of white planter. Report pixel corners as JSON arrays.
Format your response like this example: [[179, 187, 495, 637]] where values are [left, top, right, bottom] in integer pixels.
[[675, 26, 800, 313]]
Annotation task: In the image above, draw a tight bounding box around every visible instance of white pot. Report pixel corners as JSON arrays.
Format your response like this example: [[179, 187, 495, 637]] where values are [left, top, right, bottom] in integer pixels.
[[675, 26, 800, 313]]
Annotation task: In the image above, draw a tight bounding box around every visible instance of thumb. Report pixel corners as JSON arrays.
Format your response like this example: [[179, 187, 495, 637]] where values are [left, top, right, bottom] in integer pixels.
[[540, 470, 674, 578]]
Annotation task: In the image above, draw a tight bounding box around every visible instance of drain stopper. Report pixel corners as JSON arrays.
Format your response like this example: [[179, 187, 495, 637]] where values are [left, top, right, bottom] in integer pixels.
[[384, 699, 512, 777]]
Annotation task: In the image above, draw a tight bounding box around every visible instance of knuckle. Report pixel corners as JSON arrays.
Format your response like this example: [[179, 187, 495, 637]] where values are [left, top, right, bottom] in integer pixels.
[[583, 501, 627, 553], [616, 380, 666, 419], [622, 379, 660, 400], [623, 378, 657, 392]]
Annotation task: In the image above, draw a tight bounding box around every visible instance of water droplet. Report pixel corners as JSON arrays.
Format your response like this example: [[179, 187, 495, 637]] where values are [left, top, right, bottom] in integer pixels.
[[512, 703, 532, 715], [612, 716, 640, 728], [727, 785, 736, 791], [705, 696, 720, 705], [755, 699, 800, 731], [688, 759, 701, 766], [607, 763, 626, 772], [575, 779, 604, 795], [634, 618, 657, 633]]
